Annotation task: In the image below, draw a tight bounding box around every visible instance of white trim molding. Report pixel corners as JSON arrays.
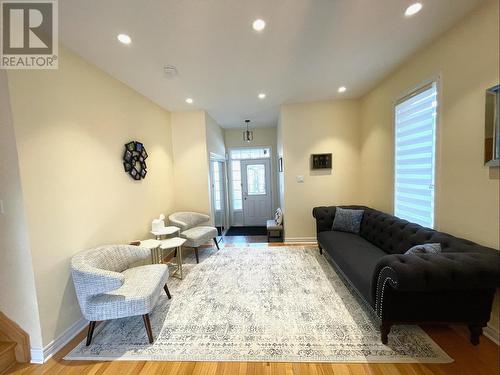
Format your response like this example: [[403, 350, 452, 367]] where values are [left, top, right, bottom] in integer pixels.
[[30, 317, 87, 364], [284, 237, 317, 243], [484, 322, 500, 346]]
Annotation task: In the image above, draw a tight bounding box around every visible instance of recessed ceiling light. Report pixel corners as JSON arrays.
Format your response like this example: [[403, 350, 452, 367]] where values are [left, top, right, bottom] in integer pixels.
[[185, 98, 194, 104], [338, 86, 347, 93], [117, 33, 132, 45], [258, 93, 266, 99], [405, 2, 423, 17], [252, 19, 266, 32]]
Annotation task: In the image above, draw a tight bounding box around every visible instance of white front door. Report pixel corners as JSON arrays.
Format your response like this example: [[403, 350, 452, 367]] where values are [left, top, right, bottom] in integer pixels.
[[241, 159, 272, 226]]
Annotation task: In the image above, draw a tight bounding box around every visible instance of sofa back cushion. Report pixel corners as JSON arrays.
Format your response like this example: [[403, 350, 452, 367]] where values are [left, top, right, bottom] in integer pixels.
[[313, 205, 496, 255], [359, 207, 495, 255]]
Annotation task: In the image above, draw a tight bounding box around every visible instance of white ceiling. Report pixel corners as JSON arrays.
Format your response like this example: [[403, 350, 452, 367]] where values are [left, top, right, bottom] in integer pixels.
[[59, 0, 483, 128]]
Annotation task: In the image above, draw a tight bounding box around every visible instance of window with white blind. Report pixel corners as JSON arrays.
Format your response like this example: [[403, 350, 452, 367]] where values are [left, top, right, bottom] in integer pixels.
[[394, 82, 438, 228]]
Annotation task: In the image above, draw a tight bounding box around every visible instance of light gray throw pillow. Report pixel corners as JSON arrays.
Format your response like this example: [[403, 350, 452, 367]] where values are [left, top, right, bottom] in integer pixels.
[[275, 208, 283, 226], [404, 243, 442, 255], [332, 208, 364, 234]]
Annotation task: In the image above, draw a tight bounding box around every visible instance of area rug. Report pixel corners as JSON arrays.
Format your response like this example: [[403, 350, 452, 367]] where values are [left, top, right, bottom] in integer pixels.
[[65, 246, 452, 363]]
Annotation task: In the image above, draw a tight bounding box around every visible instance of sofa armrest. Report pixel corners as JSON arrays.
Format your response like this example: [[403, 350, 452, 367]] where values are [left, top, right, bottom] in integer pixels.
[[373, 252, 500, 316], [312, 206, 336, 233]]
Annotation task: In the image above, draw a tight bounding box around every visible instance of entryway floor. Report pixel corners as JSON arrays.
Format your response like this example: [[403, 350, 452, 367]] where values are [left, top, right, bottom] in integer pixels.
[[221, 235, 268, 244], [225, 226, 267, 236]]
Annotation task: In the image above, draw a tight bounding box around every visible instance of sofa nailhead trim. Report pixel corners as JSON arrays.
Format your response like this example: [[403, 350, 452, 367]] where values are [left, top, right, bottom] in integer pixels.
[[375, 266, 398, 318]]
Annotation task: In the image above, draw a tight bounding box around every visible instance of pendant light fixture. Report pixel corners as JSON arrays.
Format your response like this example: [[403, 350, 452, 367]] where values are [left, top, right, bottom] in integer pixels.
[[243, 119, 253, 142]]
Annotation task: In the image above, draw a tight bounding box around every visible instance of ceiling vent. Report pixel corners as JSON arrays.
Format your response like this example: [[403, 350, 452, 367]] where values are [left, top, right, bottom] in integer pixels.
[[163, 65, 178, 78]]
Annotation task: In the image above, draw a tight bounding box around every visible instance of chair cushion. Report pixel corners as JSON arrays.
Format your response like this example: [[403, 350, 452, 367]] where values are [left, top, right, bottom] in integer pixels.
[[169, 212, 210, 231], [181, 226, 218, 247], [85, 264, 168, 321], [267, 219, 283, 230], [318, 231, 386, 305]]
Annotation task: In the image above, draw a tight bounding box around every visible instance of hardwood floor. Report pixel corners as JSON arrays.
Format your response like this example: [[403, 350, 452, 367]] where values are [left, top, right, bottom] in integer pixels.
[[10, 243, 500, 375], [220, 235, 269, 244]]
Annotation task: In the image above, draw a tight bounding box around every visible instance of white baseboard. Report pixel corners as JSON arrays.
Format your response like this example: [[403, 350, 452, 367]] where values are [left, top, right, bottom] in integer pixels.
[[484, 322, 499, 346], [30, 317, 87, 364], [284, 237, 317, 243], [30, 348, 44, 364]]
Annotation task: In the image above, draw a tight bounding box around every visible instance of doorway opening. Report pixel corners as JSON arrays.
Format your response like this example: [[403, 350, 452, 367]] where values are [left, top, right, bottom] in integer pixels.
[[228, 147, 274, 233]]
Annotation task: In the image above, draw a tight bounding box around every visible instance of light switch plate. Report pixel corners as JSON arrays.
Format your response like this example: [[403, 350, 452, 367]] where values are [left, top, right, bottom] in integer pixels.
[[0, 200, 4, 214], [296, 175, 304, 183]]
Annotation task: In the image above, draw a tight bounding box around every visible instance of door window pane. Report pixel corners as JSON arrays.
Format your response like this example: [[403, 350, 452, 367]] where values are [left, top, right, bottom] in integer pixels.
[[394, 82, 437, 228], [230, 147, 271, 160], [246, 164, 266, 195]]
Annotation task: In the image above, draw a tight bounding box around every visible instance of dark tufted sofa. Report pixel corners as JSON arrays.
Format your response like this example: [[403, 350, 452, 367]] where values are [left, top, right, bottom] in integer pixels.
[[312, 205, 500, 345]]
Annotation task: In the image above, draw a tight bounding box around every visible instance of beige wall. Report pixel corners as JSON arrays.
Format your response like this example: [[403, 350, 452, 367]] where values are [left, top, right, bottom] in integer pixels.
[[224, 127, 277, 149], [171, 111, 211, 214], [205, 113, 226, 225], [0, 71, 43, 349], [224, 127, 279, 214], [206, 114, 226, 157], [6, 46, 175, 347], [280, 100, 361, 240], [359, 0, 499, 335], [360, 0, 499, 248]]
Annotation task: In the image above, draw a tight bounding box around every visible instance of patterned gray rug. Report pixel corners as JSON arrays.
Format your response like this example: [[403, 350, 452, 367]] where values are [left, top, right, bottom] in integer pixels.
[[66, 246, 452, 363]]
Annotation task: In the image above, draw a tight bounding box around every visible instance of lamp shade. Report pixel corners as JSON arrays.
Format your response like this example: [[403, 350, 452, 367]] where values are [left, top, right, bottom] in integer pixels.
[[243, 119, 253, 142], [243, 130, 253, 142]]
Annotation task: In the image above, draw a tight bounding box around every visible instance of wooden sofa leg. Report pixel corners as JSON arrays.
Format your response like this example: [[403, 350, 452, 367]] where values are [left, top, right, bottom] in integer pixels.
[[164, 284, 172, 299], [468, 324, 484, 345], [194, 247, 199, 263], [380, 322, 392, 345], [86, 321, 96, 346], [143, 314, 154, 344], [213, 238, 220, 250], [318, 244, 323, 255]]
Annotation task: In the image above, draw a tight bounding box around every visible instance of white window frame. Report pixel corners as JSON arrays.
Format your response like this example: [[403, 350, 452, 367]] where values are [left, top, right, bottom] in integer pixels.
[[393, 79, 440, 229]]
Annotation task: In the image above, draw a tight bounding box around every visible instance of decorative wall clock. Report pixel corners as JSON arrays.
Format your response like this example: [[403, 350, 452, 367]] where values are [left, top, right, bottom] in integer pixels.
[[123, 141, 148, 180]]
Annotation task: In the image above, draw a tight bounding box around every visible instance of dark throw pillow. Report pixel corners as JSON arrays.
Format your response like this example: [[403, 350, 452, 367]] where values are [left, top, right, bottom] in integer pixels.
[[404, 243, 442, 255], [332, 208, 364, 234]]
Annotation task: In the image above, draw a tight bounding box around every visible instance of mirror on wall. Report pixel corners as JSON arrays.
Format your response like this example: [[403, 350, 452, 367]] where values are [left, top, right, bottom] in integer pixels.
[[484, 84, 500, 167]]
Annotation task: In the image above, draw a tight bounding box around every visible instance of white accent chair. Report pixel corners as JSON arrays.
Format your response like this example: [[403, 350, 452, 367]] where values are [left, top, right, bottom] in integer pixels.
[[168, 212, 219, 263], [71, 244, 171, 346]]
